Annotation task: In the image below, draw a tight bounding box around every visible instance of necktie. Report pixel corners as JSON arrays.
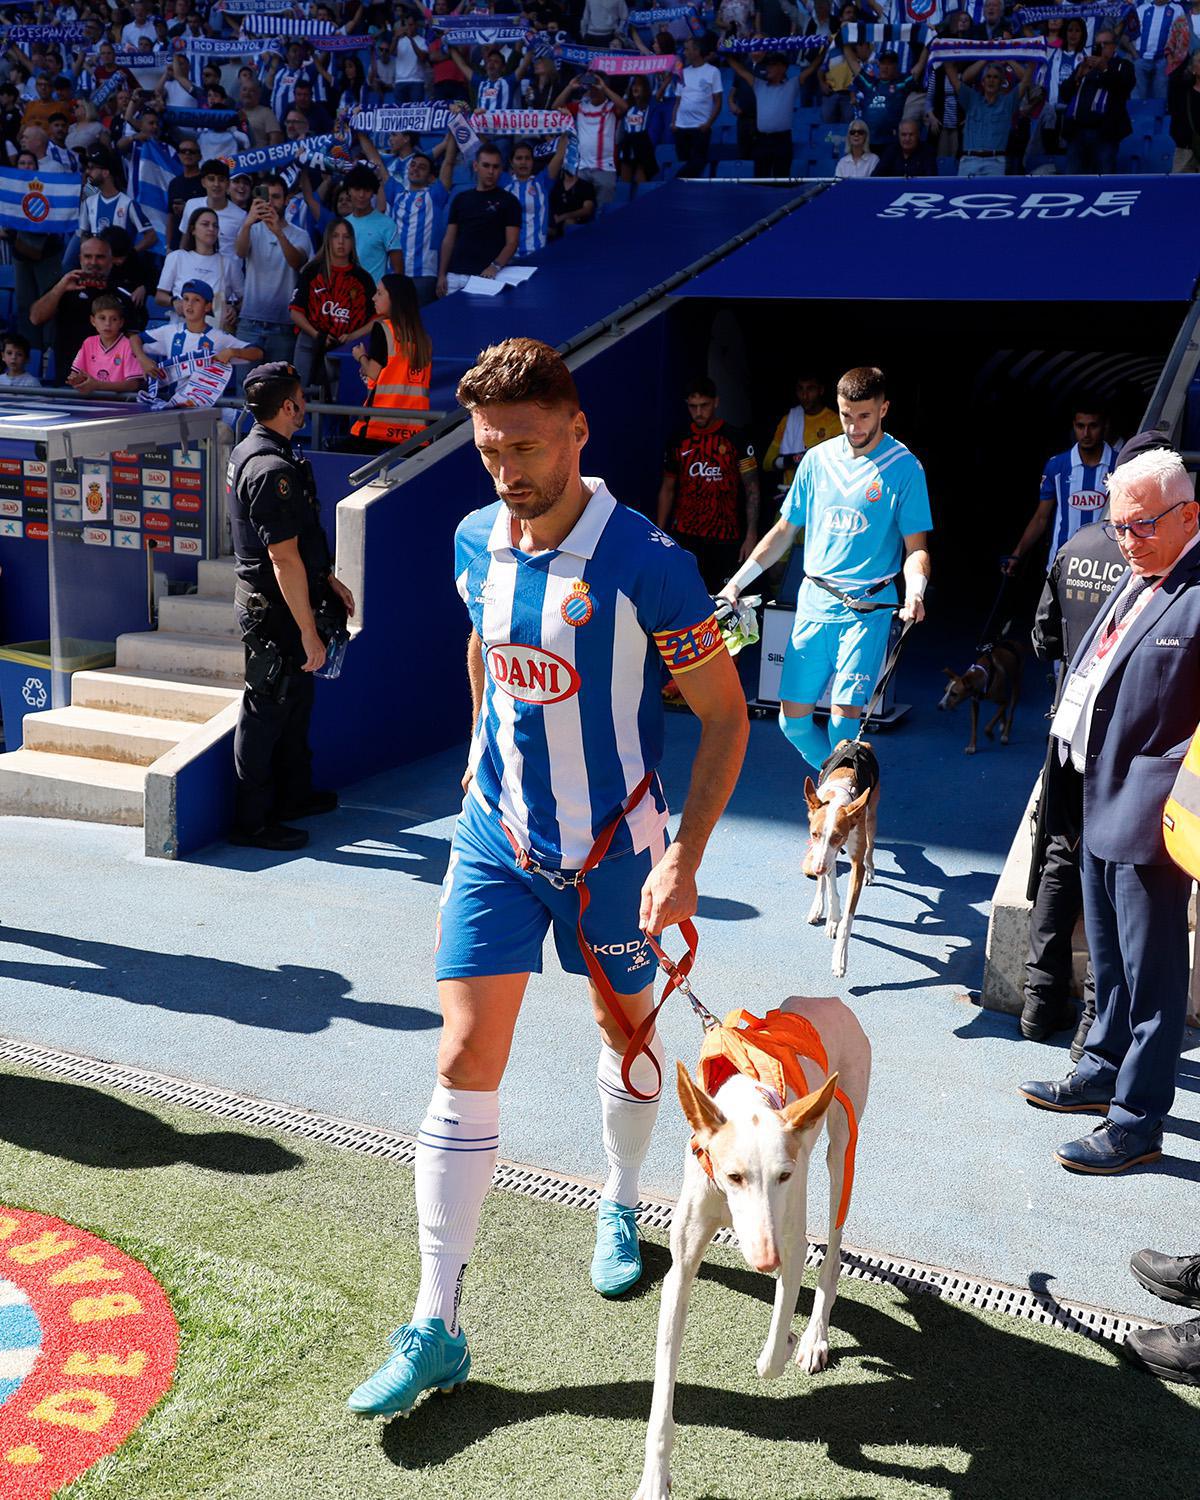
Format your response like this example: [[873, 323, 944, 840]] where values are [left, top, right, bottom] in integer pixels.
[[1109, 574, 1160, 633]]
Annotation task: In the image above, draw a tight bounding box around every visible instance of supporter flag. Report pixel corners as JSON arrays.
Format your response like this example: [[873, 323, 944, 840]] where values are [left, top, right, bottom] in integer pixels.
[[128, 139, 177, 256], [899, 0, 945, 22], [0, 169, 79, 234]]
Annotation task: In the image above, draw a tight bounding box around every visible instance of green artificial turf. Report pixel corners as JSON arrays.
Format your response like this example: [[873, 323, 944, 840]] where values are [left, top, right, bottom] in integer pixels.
[[0, 1064, 1193, 1500]]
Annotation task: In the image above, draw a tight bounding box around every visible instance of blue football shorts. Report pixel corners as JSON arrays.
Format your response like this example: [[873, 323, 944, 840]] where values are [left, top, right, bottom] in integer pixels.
[[779, 611, 893, 708], [435, 801, 666, 996]]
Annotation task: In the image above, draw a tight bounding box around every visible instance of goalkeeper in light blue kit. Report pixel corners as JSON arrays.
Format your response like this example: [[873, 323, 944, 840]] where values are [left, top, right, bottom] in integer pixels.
[[719, 366, 932, 769]]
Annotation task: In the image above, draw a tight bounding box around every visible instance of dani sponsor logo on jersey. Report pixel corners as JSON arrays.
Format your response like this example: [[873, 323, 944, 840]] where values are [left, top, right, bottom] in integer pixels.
[[1069, 489, 1106, 510], [825, 507, 869, 536], [486, 643, 581, 704]]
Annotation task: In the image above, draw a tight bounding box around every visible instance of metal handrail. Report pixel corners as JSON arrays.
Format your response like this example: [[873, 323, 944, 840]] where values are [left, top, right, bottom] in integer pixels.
[[0, 387, 442, 423]]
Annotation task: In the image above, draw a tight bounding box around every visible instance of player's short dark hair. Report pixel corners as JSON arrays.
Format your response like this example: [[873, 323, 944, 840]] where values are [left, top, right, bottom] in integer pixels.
[[837, 366, 886, 403], [475, 140, 503, 163], [91, 293, 123, 316], [684, 375, 717, 399], [3, 331, 29, 356], [878, 49, 898, 62], [1072, 393, 1107, 420], [457, 338, 579, 413]]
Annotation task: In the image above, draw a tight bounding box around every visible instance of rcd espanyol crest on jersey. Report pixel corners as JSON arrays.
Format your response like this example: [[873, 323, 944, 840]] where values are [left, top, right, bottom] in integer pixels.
[[561, 580, 594, 627]]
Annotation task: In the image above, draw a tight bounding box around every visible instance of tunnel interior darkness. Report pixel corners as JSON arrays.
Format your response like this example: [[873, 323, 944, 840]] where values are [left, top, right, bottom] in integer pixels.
[[665, 296, 1183, 629]]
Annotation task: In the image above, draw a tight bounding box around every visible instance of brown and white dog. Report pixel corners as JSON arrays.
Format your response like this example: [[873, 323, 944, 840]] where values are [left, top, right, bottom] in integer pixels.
[[937, 640, 1023, 755], [803, 739, 880, 980], [633, 996, 871, 1500]]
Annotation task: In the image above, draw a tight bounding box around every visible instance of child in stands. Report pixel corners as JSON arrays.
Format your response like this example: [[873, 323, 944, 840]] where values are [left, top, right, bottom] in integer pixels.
[[67, 294, 143, 397]]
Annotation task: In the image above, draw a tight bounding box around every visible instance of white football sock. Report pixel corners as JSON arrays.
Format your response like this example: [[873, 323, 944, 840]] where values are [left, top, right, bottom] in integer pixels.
[[596, 1032, 663, 1210], [411, 1085, 499, 1336]]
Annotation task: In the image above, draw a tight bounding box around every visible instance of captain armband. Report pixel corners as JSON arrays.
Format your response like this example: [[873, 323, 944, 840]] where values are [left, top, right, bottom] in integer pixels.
[[653, 614, 727, 676]]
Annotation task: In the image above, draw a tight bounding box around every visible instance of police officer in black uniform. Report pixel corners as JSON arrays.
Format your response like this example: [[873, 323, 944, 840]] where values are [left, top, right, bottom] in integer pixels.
[[227, 362, 355, 851], [1019, 433, 1165, 1055]]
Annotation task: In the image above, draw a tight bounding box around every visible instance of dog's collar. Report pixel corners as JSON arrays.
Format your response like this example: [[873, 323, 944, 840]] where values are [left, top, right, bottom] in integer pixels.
[[968, 659, 993, 693]]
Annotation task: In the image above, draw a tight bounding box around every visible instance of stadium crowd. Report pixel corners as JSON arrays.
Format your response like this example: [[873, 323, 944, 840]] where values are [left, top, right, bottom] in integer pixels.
[[0, 0, 1190, 398]]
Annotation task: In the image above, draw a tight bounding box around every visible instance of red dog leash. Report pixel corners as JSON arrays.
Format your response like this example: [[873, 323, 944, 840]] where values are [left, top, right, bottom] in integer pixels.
[[502, 770, 713, 1102]]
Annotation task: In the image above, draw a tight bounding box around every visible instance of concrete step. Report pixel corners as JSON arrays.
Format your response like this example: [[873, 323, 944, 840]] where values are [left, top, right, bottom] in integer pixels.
[[0, 748, 145, 826], [71, 669, 241, 722], [23, 706, 190, 767], [197, 556, 238, 601], [115, 630, 244, 686], [156, 594, 238, 639]]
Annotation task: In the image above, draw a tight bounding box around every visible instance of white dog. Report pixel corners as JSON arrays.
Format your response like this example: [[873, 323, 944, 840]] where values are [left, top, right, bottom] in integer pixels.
[[634, 995, 871, 1500]]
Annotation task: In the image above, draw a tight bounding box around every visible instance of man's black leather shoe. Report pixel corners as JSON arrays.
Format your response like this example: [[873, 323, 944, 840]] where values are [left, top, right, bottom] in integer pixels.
[[229, 823, 309, 852], [275, 789, 338, 819], [1130, 1250, 1200, 1310], [1017, 1070, 1112, 1113], [1019, 998, 1077, 1042], [1124, 1317, 1200, 1386]]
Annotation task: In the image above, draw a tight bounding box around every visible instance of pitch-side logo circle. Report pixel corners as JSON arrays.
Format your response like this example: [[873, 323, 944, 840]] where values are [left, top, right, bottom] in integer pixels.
[[0, 1206, 177, 1498]]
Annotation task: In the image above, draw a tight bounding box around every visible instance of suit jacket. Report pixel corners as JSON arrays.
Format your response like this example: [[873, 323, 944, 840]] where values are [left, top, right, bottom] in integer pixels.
[[1070, 541, 1200, 865], [1060, 55, 1134, 143]]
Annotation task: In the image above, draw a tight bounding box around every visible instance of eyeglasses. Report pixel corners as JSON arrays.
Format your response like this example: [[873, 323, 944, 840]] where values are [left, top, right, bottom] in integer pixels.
[[1102, 499, 1192, 541]]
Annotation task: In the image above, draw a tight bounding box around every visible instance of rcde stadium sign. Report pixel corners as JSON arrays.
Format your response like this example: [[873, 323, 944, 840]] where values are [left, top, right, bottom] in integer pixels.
[[877, 189, 1142, 220]]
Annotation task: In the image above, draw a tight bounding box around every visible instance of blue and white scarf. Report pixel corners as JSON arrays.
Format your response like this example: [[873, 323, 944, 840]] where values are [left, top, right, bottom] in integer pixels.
[[218, 0, 297, 12], [351, 103, 455, 133], [6, 22, 88, 41], [1012, 1, 1132, 21], [163, 106, 241, 128], [241, 13, 334, 35], [441, 23, 528, 43], [840, 22, 929, 43], [718, 33, 831, 53], [927, 35, 1048, 63]]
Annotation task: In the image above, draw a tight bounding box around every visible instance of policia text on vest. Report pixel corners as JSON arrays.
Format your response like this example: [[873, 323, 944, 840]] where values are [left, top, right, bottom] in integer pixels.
[[226, 362, 355, 852]]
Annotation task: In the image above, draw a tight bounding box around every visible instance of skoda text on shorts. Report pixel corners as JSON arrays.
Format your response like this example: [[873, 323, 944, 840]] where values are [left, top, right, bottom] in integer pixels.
[[346, 338, 748, 1420], [721, 366, 933, 773]]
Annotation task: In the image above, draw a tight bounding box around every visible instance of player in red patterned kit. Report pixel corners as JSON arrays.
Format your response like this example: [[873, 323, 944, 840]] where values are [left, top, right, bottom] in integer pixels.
[[657, 375, 761, 592]]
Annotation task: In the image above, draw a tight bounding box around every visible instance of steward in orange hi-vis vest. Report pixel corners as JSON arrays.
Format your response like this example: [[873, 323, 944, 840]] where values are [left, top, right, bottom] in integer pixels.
[[1164, 725, 1200, 881], [352, 321, 431, 445]]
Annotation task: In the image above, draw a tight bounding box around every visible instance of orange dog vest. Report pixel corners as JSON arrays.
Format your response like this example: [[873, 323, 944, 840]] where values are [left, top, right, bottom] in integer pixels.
[[691, 1008, 859, 1230]]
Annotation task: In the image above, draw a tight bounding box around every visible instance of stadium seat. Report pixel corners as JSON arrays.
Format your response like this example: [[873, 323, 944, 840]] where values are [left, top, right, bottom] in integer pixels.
[[1146, 136, 1176, 172], [716, 160, 754, 177], [1129, 99, 1166, 133], [1117, 135, 1143, 172], [0, 264, 14, 324], [937, 157, 958, 175]]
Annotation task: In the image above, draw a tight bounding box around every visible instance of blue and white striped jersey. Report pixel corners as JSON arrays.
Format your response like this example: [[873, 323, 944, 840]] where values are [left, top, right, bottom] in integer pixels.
[[500, 168, 551, 257], [1132, 0, 1182, 58], [1039, 442, 1115, 567], [455, 479, 724, 867], [782, 433, 932, 622], [390, 180, 450, 278]]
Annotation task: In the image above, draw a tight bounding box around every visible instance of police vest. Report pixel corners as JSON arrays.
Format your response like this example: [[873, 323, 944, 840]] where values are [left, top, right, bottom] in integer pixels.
[[226, 423, 330, 602], [1052, 524, 1126, 661], [1164, 726, 1200, 882], [351, 321, 431, 445]]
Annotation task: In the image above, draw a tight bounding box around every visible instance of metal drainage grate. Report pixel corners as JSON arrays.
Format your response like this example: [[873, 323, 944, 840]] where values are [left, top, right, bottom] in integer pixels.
[[0, 1035, 1153, 1344]]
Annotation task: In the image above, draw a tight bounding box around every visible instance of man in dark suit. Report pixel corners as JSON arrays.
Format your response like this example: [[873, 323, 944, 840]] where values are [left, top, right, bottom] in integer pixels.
[[1059, 28, 1134, 174], [1019, 440, 1200, 1174], [877, 119, 938, 177]]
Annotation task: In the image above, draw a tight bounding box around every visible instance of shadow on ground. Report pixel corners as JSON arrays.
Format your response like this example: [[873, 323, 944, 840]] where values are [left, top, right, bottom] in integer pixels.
[[0, 927, 440, 1035], [381, 1251, 1194, 1498], [0, 1073, 301, 1174]]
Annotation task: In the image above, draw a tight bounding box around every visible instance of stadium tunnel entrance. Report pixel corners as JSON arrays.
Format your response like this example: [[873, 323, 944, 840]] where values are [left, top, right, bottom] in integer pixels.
[[663, 294, 1180, 622]]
